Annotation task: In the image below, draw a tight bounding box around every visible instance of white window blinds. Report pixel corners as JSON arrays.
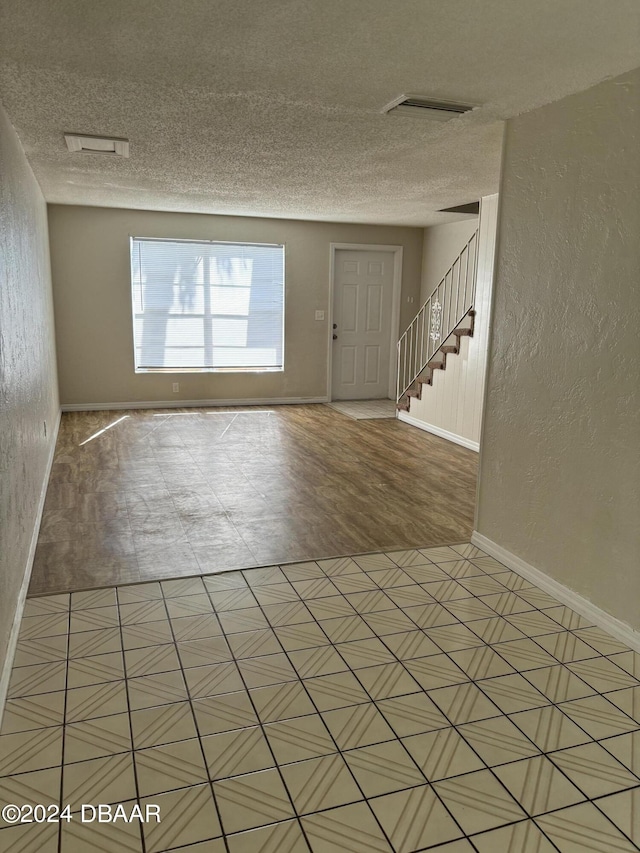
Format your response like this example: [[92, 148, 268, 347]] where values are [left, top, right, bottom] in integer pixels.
[[130, 238, 284, 372]]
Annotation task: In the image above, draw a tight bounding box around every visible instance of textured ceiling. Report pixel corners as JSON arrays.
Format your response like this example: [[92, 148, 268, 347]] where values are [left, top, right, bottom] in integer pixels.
[[0, 1, 639, 226]]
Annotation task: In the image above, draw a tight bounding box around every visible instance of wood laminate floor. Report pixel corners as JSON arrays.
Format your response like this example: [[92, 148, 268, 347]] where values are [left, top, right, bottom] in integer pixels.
[[30, 405, 478, 596]]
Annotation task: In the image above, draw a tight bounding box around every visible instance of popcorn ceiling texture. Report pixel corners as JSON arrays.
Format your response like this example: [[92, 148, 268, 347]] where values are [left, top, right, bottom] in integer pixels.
[[0, 101, 59, 687], [477, 68, 640, 631], [0, 0, 639, 225]]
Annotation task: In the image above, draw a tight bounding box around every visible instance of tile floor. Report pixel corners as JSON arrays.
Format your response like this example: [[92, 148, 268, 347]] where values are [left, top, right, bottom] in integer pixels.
[[324, 400, 397, 420], [1, 543, 639, 852]]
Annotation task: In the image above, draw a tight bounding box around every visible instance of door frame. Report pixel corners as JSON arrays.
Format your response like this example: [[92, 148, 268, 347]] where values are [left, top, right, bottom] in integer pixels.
[[327, 243, 404, 401]]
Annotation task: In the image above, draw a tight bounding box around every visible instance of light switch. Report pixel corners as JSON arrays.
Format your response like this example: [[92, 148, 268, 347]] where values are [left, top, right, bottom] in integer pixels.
[[315, 310, 325, 320]]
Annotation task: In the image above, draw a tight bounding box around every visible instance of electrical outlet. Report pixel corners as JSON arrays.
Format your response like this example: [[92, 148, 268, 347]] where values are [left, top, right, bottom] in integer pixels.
[[315, 310, 325, 321], [172, 382, 179, 393]]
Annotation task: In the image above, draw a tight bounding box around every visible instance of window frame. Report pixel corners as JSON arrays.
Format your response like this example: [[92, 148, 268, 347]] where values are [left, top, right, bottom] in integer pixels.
[[129, 236, 286, 374]]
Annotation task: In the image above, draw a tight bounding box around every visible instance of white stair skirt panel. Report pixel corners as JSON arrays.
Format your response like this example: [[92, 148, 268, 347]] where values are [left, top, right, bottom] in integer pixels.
[[471, 531, 640, 654], [398, 410, 479, 452]]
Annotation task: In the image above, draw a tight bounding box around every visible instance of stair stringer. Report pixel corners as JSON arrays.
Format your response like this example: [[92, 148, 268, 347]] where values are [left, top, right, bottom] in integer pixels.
[[397, 309, 475, 411]]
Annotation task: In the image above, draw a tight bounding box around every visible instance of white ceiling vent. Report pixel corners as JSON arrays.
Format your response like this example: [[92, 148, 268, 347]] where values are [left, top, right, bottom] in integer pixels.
[[64, 133, 129, 157], [382, 95, 475, 121]]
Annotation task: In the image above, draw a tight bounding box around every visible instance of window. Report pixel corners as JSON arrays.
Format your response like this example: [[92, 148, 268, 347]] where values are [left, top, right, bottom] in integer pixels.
[[130, 237, 284, 372]]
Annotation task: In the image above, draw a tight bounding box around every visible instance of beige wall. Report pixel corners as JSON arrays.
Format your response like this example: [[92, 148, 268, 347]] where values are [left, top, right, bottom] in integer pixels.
[[48, 206, 423, 407], [406, 197, 498, 448], [0, 102, 59, 693], [420, 218, 479, 304], [477, 69, 640, 630]]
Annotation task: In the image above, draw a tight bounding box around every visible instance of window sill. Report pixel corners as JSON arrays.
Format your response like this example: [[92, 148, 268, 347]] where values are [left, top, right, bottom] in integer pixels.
[[134, 367, 284, 375]]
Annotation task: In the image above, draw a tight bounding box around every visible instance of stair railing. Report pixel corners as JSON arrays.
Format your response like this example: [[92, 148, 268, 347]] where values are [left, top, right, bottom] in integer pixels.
[[396, 229, 478, 403]]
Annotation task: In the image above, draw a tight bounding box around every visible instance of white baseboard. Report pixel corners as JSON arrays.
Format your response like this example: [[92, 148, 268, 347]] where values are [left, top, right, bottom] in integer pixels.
[[398, 411, 479, 452], [471, 531, 640, 654], [61, 396, 329, 412], [0, 409, 62, 727]]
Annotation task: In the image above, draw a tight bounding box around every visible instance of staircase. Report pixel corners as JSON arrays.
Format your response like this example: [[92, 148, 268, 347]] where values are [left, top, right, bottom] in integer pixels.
[[397, 230, 478, 412]]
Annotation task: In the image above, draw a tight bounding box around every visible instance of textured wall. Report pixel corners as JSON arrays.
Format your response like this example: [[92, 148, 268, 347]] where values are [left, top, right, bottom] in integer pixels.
[[477, 69, 640, 629], [419, 218, 479, 304], [0, 102, 59, 681], [48, 206, 423, 406], [409, 196, 498, 445]]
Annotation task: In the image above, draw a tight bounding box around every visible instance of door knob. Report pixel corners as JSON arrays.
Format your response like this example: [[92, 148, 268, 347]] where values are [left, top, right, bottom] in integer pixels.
[[333, 334, 338, 340]]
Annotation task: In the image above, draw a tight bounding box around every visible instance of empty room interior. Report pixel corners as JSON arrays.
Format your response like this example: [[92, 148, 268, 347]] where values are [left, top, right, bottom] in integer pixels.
[[1, 2, 639, 852]]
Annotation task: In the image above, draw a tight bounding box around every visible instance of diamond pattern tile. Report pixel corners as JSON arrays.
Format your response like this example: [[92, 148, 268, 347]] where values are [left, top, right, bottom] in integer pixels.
[[603, 730, 640, 775], [536, 801, 639, 852], [458, 715, 541, 766], [1, 693, 65, 734], [524, 664, 594, 703], [301, 801, 392, 852], [322, 702, 395, 749], [281, 752, 361, 813], [343, 739, 425, 796], [130, 701, 198, 748], [478, 672, 550, 713], [250, 680, 316, 722], [202, 726, 274, 779], [355, 662, 420, 700], [559, 694, 640, 739], [63, 752, 136, 805], [265, 714, 335, 763], [191, 692, 257, 735], [0, 727, 63, 775], [549, 742, 640, 798], [64, 713, 131, 762], [596, 788, 640, 847], [135, 738, 208, 796], [434, 769, 526, 834], [402, 726, 484, 780], [493, 754, 586, 814], [141, 784, 221, 852], [428, 682, 500, 724], [472, 821, 557, 852], [226, 820, 308, 853], [5, 541, 639, 853], [376, 692, 450, 736], [510, 705, 591, 752], [371, 785, 463, 851], [303, 671, 370, 711], [214, 768, 295, 834], [606, 686, 640, 721], [61, 815, 143, 852], [0, 766, 61, 807]]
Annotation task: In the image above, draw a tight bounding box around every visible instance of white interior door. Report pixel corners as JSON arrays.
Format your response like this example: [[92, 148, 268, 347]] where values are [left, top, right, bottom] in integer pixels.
[[332, 249, 395, 400]]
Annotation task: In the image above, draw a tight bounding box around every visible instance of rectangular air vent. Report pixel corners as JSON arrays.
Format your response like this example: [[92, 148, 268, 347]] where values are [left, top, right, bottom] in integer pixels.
[[64, 133, 129, 157], [382, 95, 474, 121]]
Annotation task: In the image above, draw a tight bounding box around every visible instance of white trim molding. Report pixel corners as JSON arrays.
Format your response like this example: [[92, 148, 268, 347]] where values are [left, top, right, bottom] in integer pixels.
[[471, 531, 640, 654], [61, 396, 329, 412], [0, 409, 62, 727], [327, 243, 403, 402], [398, 411, 479, 452]]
